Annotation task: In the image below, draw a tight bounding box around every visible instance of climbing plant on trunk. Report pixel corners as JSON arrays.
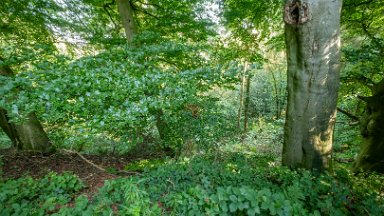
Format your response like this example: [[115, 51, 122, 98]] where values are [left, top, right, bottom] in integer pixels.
[[282, 0, 342, 170]]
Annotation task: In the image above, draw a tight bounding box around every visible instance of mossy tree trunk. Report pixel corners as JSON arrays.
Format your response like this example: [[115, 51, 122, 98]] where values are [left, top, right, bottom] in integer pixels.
[[282, 0, 342, 170], [0, 57, 52, 152], [353, 79, 384, 173]]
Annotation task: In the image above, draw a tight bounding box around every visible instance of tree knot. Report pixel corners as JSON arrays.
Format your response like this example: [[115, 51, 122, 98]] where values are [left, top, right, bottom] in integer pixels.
[[284, 1, 310, 25]]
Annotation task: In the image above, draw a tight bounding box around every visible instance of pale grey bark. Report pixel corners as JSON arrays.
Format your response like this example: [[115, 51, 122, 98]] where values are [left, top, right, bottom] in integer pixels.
[[117, 0, 137, 41], [282, 0, 342, 170]]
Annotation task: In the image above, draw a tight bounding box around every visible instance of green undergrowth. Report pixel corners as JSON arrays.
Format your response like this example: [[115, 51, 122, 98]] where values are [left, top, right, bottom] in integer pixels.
[[0, 172, 84, 215], [1, 153, 383, 216]]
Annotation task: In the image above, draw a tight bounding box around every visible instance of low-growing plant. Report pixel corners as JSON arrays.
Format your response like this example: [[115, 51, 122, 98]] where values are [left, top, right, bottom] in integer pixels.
[[132, 153, 384, 215], [1, 154, 383, 215], [0, 172, 84, 215], [55, 178, 161, 216]]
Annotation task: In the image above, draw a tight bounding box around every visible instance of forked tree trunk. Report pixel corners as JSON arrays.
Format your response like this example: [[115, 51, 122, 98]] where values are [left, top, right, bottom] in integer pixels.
[[353, 79, 384, 173], [0, 57, 52, 152], [282, 0, 342, 170], [117, 0, 137, 41]]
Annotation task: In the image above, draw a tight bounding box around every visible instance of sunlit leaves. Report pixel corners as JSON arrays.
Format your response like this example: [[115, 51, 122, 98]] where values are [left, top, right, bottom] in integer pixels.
[[2, 36, 239, 142]]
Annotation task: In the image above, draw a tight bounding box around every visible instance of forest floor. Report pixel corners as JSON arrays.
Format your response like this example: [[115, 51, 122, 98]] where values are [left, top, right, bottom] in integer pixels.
[[0, 148, 143, 197]]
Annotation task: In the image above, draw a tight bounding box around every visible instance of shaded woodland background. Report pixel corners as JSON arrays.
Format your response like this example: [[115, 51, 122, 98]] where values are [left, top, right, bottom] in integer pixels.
[[0, 0, 383, 215]]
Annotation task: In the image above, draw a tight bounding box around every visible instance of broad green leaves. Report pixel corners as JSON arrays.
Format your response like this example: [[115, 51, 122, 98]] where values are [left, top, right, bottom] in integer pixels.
[[2, 36, 239, 146]]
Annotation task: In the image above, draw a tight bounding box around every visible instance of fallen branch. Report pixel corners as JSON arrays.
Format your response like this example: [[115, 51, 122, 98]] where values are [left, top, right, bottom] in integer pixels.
[[61, 149, 107, 172], [60, 149, 141, 176]]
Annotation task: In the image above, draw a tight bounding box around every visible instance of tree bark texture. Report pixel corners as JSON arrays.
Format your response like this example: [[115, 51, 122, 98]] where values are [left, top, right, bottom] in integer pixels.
[[0, 57, 52, 152], [282, 0, 342, 170], [117, 0, 137, 41], [353, 79, 384, 173]]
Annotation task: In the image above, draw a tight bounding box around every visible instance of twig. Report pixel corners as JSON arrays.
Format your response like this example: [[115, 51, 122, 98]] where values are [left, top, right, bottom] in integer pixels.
[[103, 0, 118, 29], [166, 178, 175, 188], [337, 107, 359, 121]]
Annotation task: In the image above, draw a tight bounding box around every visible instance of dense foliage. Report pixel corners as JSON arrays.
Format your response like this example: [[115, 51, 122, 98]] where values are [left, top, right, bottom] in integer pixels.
[[1, 0, 384, 215], [1, 154, 383, 215]]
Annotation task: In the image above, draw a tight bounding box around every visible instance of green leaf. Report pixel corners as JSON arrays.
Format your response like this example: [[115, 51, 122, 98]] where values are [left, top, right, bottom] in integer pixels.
[[229, 202, 238, 213]]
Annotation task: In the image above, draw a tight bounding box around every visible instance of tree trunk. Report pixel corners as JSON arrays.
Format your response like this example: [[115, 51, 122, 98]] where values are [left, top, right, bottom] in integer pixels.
[[271, 70, 280, 119], [237, 75, 245, 131], [0, 57, 52, 152], [282, 0, 342, 170], [117, 0, 137, 41], [243, 73, 251, 132], [353, 79, 384, 173], [116, 0, 173, 150]]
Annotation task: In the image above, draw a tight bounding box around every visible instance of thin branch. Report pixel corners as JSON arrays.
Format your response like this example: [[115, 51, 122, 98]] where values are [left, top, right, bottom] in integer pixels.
[[103, 0, 118, 29], [337, 107, 359, 121]]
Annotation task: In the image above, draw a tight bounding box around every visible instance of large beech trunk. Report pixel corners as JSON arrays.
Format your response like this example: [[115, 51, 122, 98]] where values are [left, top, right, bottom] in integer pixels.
[[0, 57, 52, 152], [353, 79, 384, 173], [282, 0, 342, 170]]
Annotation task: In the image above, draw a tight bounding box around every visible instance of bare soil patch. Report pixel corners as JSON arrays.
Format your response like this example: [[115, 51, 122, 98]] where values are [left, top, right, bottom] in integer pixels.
[[0, 148, 140, 195]]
